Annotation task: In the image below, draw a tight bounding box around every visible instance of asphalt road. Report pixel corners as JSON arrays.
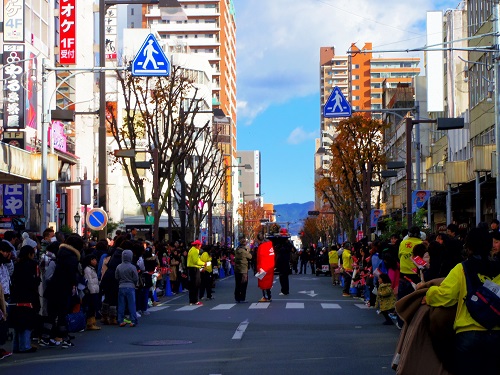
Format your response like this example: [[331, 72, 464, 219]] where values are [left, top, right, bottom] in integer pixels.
[[1, 271, 400, 375]]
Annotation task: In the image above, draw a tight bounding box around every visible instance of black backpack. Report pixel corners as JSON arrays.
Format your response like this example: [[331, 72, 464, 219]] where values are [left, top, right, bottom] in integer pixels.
[[462, 260, 500, 330]]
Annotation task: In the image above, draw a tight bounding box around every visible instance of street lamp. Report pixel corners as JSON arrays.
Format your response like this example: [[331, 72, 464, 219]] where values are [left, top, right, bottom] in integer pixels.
[[74, 211, 81, 234], [58, 210, 66, 230]]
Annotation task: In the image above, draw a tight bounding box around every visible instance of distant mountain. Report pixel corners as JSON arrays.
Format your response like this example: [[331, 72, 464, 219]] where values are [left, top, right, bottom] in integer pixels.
[[274, 201, 314, 235]]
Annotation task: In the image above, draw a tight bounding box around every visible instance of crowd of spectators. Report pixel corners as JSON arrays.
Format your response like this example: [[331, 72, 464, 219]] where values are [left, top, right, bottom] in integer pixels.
[[0, 228, 237, 361]]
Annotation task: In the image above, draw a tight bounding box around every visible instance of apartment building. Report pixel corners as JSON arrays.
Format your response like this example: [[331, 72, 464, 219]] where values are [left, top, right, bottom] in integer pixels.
[[140, 0, 237, 161], [316, 44, 420, 211]]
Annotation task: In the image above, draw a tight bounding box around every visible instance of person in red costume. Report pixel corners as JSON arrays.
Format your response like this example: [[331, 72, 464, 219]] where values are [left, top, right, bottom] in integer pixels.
[[255, 233, 275, 302]]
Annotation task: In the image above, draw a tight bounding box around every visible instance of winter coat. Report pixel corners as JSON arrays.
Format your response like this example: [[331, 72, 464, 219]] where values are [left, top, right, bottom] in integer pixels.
[[275, 243, 292, 273], [99, 248, 122, 304], [9, 257, 41, 330], [375, 282, 395, 312], [169, 255, 179, 281], [234, 244, 252, 274], [84, 266, 99, 294], [393, 278, 455, 375], [44, 243, 81, 301], [0, 252, 14, 295], [115, 249, 138, 289]]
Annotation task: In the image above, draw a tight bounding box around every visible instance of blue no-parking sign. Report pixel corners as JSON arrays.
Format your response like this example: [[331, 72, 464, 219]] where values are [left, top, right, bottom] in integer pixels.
[[86, 208, 108, 231]]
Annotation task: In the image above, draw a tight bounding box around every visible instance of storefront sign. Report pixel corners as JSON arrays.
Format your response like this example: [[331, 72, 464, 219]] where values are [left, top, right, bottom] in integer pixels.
[[3, 44, 25, 130], [59, 0, 76, 64]]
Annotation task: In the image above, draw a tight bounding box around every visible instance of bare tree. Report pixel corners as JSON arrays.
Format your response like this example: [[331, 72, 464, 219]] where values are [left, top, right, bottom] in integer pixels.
[[106, 65, 224, 240]]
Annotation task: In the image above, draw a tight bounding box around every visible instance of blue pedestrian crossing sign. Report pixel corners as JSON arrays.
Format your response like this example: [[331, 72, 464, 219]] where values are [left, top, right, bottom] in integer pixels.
[[132, 34, 170, 77], [323, 86, 352, 118]]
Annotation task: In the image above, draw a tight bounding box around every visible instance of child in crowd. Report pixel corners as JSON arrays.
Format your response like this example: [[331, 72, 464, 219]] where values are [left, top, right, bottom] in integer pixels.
[[83, 255, 101, 330], [375, 272, 397, 325], [115, 249, 139, 327]]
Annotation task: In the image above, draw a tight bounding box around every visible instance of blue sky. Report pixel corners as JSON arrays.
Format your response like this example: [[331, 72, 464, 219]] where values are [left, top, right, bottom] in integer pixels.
[[234, 0, 462, 205]]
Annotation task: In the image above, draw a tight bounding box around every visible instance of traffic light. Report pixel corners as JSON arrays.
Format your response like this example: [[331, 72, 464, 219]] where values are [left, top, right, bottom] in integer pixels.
[[308, 211, 320, 216]]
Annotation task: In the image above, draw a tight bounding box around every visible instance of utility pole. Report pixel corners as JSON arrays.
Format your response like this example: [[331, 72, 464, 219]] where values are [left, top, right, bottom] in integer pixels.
[[495, 2, 500, 221]]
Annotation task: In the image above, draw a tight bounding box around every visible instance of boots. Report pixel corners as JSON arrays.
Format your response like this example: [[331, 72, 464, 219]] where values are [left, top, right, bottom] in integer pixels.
[[86, 317, 101, 330], [109, 306, 118, 325], [100, 303, 110, 325]]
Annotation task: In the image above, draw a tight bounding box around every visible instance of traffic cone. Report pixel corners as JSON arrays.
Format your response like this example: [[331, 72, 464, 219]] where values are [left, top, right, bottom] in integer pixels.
[[165, 278, 173, 297], [219, 266, 225, 278]]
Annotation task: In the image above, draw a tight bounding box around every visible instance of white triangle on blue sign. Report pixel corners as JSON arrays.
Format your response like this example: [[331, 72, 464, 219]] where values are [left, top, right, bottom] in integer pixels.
[[323, 86, 352, 118], [132, 34, 170, 77]]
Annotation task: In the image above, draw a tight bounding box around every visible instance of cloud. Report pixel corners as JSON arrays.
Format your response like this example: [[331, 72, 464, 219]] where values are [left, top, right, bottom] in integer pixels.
[[235, 0, 460, 124], [287, 127, 318, 145]]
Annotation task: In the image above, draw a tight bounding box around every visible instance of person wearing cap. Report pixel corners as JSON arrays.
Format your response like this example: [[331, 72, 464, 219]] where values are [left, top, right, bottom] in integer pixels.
[[234, 236, 252, 303], [187, 240, 206, 306]]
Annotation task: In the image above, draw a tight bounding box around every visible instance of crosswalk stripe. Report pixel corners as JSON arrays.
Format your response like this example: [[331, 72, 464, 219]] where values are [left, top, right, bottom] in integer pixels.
[[355, 304, 370, 309], [249, 302, 270, 309], [175, 305, 203, 311], [211, 304, 236, 310], [286, 302, 304, 309], [148, 306, 169, 312], [321, 303, 341, 309]]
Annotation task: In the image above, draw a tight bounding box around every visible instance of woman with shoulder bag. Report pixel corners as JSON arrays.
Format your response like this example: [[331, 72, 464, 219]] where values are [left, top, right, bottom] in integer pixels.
[[424, 228, 500, 375]]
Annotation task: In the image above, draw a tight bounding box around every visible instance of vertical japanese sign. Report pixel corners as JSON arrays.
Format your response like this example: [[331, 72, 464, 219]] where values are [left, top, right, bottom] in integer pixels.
[[105, 6, 117, 60], [49, 121, 67, 152], [26, 52, 38, 130], [3, 44, 25, 130], [3, 0, 24, 42], [3, 184, 24, 216], [59, 0, 76, 64]]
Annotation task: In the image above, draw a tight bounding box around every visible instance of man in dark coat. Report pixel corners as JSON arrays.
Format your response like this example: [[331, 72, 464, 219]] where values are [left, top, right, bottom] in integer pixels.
[[275, 240, 292, 295]]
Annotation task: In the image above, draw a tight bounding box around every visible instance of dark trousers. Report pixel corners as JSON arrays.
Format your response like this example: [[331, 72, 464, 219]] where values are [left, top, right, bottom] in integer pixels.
[[199, 271, 213, 299], [299, 261, 307, 274], [188, 267, 201, 304], [342, 271, 352, 294], [279, 272, 289, 294], [454, 330, 500, 375], [234, 272, 249, 302]]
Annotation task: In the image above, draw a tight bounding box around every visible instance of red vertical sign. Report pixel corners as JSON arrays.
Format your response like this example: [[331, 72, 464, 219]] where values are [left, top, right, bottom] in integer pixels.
[[59, 0, 76, 64]]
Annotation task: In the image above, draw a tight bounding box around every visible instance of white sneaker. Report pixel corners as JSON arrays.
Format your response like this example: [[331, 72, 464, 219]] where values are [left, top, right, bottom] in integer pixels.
[[136, 312, 141, 318], [142, 311, 150, 315]]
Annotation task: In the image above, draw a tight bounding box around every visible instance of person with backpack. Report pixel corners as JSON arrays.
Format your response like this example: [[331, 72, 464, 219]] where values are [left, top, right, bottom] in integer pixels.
[[424, 227, 500, 375]]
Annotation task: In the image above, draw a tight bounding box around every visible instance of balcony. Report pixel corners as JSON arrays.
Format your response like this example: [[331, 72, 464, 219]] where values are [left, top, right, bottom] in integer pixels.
[[473, 144, 495, 171], [384, 194, 402, 210], [427, 172, 446, 192], [444, 160, 469, 184]]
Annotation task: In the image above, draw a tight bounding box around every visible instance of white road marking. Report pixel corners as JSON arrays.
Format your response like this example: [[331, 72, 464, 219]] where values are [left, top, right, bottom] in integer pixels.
[[321, 303, 341, 309], [286, 302, 304, 309], [232, 319, 249, 340], [355, 304, 370, 309], [249, 302, 270, 309], [147, 306, 169, 312], [175, 305, 203, 311], [212, 304, 236, 310]]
